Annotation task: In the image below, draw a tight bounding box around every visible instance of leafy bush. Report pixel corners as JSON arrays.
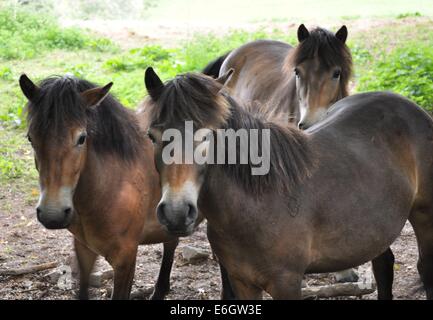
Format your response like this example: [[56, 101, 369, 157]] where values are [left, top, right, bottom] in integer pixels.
[[357, 43, 433, 111], [0, 7, 117, 60], [104, 45, 175, 72], [397, 12, 422, 19]]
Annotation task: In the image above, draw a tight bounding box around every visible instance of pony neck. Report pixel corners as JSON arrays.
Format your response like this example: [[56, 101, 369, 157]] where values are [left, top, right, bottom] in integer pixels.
[[208, 94, 314, 198]]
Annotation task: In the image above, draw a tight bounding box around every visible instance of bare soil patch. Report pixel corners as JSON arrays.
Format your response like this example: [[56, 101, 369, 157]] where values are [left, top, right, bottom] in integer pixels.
[[0, 184, 425, 299]]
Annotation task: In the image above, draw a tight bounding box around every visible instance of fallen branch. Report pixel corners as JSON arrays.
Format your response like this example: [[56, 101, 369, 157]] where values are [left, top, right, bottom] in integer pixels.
[[302, 281, 376, 299], [18, 288, 40, 294], [0, 262, 58, 276]]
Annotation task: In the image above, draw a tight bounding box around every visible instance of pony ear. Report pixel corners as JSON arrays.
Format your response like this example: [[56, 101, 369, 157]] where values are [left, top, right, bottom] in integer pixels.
[[81, 82, 113, 107], [297, 24, 310, 42], [216, 68, 234, 87], [335, 25, 348, 43], [145, 67, 164, 101], [19, 74, 40, 101]]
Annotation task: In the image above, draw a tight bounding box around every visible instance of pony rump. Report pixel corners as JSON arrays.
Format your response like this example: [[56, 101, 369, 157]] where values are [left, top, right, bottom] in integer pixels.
[[149, 73, 231, 129], [26, 75, 144, 162]]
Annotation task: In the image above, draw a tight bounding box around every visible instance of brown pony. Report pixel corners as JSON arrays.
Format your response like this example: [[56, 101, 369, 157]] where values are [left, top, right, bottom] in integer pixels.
[[214, 24, 352, 129], [19, 74, 179, 300], [144, 68, 433, 300], [209, 24, 357, 283]]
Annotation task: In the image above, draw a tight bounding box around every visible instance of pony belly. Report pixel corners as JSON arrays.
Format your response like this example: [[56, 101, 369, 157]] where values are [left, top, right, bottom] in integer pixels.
[[305, 260, 365, 274], [305, 226, 403, 274]]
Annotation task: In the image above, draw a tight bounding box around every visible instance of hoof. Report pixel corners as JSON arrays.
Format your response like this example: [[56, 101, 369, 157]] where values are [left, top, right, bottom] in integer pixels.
[[149, 289, 167, 300]]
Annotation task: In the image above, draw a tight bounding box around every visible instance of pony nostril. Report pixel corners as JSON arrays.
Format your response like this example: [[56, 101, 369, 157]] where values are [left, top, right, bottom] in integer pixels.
[[186, 204, 197, 225], [298, 122, 305, 130], [157, 203, 168, 225], [64, 207, 72, 216]]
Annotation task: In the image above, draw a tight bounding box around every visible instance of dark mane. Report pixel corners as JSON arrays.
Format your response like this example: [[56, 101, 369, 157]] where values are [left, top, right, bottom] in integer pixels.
[[151, 72, 314, 196], [291, 27, 353, 96], [149, 73, 230, 129], [218, 94, 314, 196], [26, 75, 144, 162]]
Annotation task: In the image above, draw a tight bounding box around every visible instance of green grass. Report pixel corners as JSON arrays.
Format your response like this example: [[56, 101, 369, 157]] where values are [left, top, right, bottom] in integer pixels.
[[350, 21, 433, 111], [357, 43, 433, 111], [0, 5, 432, 186], [0, 125, 36, 182], [0, 7, 118, 60]]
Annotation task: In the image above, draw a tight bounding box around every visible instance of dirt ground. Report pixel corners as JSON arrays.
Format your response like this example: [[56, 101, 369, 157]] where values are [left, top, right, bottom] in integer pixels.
[[0, 185, 426, 300]]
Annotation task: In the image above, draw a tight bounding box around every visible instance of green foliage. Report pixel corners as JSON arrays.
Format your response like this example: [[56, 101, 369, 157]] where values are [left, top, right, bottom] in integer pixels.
[[0, 156, 23, 179], [0, 127, 36, 181], [0, 66, 13, 80], [0, 83, 26, 127], [397, 12, 422, 19], [349, 44, 372, 66], [0, 7, 117, 60], [357, 43, 433, 111], [104, 45, 175, 72]]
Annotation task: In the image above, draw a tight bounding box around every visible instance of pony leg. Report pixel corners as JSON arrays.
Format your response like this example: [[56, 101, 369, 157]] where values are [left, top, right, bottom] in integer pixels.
[[219, 262, 236, 300], [410, 211, 433, 300], [109, 244, 138, 300], [74, 238, 97, 300], [228, 276, 262, 300], [265, 272, 303, 300], [372, 247, 395, 300], [149, 238, 179, 300], [417, 251, 433, 300]]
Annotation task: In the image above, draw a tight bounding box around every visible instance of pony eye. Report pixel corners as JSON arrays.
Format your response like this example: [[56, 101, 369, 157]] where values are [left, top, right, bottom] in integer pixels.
[[294, 68, 300, 77], [77, 134, 87, 146], [333, 70, 341, 79]]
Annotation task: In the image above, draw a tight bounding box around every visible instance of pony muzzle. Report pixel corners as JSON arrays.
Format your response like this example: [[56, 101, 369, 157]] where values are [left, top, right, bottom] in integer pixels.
[[156, 181, 199, 236], [36, 186, 74, 229], [157, 200, 198, 236], [298, 107, 328, 130], [36, 205, 73, 229]]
